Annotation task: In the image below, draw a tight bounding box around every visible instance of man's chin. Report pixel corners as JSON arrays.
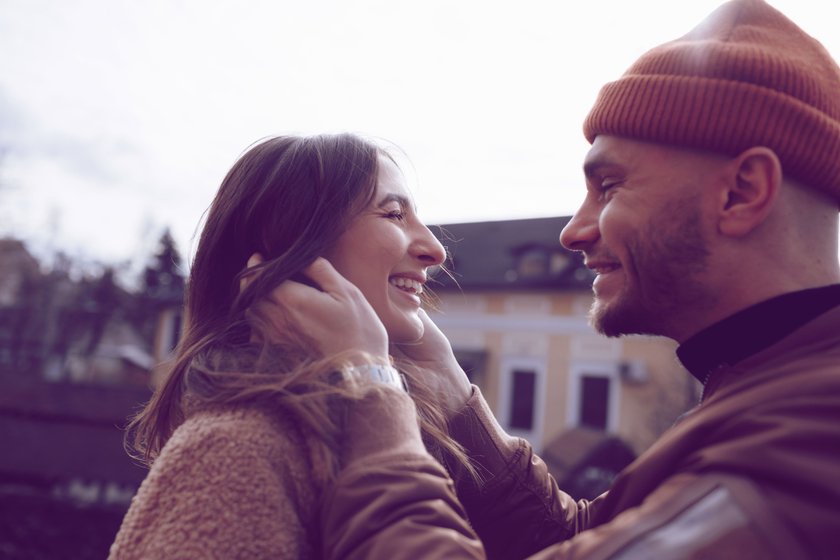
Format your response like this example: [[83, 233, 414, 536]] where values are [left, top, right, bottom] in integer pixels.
[[591, 316, 626, 338], [590, 299, 645, 338]]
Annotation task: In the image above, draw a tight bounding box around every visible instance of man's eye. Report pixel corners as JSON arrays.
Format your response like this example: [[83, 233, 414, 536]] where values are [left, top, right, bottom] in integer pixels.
[[598, 178, 623, 199], [601, 178, 621, 191], [385, 210, 405, 220]]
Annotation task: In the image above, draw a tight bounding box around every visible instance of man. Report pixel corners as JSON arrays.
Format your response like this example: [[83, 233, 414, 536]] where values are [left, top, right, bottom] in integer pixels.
[[276, 0, 840, 557]]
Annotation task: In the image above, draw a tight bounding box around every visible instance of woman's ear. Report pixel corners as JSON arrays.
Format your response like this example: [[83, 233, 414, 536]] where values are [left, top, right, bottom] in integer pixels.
[[717, 147, 782, 237], [239, 253, 265, 294]]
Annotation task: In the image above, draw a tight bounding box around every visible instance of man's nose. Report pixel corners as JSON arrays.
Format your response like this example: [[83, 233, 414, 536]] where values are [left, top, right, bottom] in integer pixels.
[[559, 203, 600, 252]]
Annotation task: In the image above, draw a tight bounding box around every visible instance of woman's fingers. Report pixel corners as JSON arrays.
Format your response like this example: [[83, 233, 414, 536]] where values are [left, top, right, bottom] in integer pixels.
[[297, 257, 356, 298]]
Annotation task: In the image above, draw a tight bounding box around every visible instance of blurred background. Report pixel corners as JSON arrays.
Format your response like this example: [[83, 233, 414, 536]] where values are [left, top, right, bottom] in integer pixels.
[[2, 0, 835, 268], [0, 0, 835, 557]]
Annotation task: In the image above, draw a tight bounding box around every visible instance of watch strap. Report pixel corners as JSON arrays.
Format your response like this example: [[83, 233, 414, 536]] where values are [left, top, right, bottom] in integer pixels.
[[348, 364, 408, 393]]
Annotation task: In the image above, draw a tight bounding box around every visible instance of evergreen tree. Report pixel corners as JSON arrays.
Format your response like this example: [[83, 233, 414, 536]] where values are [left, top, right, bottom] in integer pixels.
[[142, 229, 184, 302]]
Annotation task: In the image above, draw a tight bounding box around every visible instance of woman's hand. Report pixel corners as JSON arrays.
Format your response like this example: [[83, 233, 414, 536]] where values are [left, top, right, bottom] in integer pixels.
[[249, 256, 389, 362], [392, 309, 472, 415]]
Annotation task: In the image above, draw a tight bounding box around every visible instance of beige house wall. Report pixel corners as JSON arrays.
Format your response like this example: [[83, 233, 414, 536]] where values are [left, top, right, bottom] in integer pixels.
[[431, 289, 698, 455]]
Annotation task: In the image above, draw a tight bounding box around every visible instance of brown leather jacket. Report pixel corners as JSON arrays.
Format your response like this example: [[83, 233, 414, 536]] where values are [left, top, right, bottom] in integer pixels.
[[322, 307, 840, 559]]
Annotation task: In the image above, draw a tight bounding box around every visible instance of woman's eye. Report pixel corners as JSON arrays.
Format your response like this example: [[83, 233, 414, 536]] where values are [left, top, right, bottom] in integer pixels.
[[385, 210, 405, 221]]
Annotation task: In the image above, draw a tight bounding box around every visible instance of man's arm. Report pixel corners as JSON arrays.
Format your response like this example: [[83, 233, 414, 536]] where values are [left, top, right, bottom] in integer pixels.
[[448, 385, 597, 558], [321, 388, 486, 559], [392, 312, 594, 557], [524, 472, 803, 559], [324, 433, 799, 560], [322, 387, 804, 560]]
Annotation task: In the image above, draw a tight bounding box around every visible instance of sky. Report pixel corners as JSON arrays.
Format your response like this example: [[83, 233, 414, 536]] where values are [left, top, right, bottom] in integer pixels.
[[0, 0, 838, 275]]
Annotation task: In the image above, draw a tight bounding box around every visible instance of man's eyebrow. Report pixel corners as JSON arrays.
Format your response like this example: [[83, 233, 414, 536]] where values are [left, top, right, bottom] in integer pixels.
[[583, 155, 621, 179], [583, 160, 599, 179]]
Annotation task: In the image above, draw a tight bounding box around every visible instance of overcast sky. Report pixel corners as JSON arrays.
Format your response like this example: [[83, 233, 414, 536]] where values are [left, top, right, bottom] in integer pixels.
[[1, 0, 837, 273]]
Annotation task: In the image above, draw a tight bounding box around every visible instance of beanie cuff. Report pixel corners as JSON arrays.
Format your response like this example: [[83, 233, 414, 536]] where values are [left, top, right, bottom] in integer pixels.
[[584, 75, 840, 199]]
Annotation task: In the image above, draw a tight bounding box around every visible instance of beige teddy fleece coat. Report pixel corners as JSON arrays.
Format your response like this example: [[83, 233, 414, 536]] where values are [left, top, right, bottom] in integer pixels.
[[109, 405, 323, 559]]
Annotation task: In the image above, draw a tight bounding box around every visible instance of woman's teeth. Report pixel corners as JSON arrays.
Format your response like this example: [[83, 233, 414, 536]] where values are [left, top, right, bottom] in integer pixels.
[[389, 277, 423, 294]]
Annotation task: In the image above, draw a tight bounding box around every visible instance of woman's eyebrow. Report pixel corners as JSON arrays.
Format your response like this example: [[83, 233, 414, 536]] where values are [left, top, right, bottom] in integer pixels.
[[377, 193, 415, 212]]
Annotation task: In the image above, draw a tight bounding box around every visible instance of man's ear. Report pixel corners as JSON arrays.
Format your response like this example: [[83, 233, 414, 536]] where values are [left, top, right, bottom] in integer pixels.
[[717, 147, 782, 237]]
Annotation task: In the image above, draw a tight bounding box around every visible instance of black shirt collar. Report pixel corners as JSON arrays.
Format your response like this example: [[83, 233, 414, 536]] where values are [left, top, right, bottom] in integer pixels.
[[677, 284, 840, 384]]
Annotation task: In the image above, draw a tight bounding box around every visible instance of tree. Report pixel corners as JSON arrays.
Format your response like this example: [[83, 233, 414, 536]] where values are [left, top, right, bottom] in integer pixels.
[[142, 229, 185, 302]]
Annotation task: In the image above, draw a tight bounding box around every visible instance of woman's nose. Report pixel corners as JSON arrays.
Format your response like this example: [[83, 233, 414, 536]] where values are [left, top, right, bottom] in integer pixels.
[[413, 225, 446, 266]]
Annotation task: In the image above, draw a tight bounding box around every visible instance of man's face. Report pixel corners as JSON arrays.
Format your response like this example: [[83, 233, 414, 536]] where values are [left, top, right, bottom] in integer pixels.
[[560, 135, 718, 340]]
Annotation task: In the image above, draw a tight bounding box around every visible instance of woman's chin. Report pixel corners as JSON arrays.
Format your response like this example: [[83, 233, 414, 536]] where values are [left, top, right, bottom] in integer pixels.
[[386, 317, 424, 345]]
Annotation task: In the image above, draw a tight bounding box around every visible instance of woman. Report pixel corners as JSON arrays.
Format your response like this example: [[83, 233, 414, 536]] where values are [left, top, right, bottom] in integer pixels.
[[109, 133, 475, 559]]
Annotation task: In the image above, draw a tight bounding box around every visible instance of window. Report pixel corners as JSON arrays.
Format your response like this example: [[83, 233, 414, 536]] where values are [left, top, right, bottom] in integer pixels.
[[499, 357, 547, 450], [516, 249, 548, 278], [549, 252, 572, 275], [579, 375, 610, 430], [567, 363, 620, 433], [509, 369, 536, 430]]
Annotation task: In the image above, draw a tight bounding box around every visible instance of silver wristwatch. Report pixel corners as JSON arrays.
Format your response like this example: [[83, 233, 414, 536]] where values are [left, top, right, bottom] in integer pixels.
[[348, 364, 409, 393]]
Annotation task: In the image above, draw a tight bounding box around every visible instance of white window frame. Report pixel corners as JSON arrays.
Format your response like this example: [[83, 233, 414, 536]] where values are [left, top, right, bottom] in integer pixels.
[[566, 361, 621, 433], [497, 356, 547, 451]]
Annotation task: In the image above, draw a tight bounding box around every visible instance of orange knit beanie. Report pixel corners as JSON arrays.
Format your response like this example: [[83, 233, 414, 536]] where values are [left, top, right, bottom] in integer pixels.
[[583, 0, 840, 201]]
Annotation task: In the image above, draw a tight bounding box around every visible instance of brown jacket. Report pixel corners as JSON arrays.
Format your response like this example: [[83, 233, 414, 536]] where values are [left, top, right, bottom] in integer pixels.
[[110, 406, 324, 559], [322, 306, 840, 559]]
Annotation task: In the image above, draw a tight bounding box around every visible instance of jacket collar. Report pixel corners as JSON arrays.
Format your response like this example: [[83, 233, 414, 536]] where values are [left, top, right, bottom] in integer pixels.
[[676, 284, 840, 385]]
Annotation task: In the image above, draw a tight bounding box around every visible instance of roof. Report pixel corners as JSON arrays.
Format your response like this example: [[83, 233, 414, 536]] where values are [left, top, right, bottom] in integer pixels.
[[428, 216, 594, 291]]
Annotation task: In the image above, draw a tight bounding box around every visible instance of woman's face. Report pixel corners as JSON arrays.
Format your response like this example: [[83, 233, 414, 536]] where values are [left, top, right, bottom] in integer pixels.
[[324, 156, 446, 343]]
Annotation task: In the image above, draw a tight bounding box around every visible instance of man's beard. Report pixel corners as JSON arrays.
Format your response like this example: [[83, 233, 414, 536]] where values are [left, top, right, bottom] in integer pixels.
[[591, 201, 712, 339]]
